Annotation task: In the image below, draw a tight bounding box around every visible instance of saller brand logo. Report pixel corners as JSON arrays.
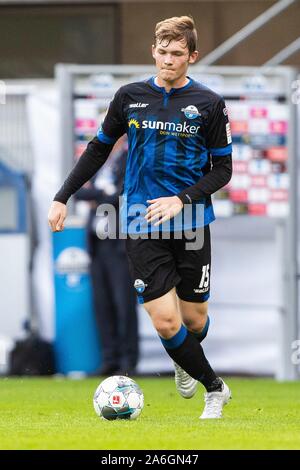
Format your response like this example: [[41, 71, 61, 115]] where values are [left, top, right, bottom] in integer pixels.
[[129, 102, 149, 108], [142, 120, 200, 134]]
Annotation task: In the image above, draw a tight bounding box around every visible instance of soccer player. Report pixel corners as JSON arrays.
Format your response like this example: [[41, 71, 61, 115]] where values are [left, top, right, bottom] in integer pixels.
[[48, 16, 233, 419]]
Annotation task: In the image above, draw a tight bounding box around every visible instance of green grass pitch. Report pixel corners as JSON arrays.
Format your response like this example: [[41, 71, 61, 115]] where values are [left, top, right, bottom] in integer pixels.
[[1, 377, 299, 450]]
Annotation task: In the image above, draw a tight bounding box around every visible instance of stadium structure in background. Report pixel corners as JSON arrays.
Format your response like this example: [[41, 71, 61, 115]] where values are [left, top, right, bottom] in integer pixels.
[[55, 63, 298, 381], [0, 0, 299, 380]]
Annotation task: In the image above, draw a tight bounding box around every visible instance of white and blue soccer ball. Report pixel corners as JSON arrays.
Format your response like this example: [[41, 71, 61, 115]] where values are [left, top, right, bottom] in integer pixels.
[[93, 375, 144, 421]]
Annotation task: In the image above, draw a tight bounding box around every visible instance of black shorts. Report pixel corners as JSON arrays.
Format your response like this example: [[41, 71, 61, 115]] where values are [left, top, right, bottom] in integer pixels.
[[125, 225, 211, 304]]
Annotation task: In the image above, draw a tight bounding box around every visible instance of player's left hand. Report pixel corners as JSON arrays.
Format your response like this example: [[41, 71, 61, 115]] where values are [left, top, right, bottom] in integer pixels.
[[145, 196, 183, 226]]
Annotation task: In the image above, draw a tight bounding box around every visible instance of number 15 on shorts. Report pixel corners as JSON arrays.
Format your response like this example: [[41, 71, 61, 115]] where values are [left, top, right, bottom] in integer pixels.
[[199, 264, 210, 289]]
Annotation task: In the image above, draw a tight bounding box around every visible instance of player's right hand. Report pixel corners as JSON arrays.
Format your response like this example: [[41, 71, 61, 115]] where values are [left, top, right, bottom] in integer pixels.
[[48, 201, 67, 232]]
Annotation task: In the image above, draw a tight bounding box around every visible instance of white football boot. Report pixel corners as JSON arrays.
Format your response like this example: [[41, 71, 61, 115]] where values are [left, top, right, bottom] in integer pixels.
[[200, 379, 231, 419], [174, 362, 198, 399]]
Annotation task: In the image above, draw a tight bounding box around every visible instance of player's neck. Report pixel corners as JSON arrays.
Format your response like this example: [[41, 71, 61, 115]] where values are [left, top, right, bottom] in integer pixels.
[[155, 75, 190, 92]]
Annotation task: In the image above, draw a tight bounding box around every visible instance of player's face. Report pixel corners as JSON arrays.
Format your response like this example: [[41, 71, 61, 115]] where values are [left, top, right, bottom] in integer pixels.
[[152, 39, 198, 85]]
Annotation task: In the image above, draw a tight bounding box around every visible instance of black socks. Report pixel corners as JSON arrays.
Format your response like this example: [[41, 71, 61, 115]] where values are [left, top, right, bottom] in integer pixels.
[[160, 326, 219, 392], [206, 377, 223, 392]]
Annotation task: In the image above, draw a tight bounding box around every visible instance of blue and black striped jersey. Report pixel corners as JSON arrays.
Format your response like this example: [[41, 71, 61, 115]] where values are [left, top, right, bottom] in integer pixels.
[[54, 76, 232, 233], [97, 77, 232, 232]]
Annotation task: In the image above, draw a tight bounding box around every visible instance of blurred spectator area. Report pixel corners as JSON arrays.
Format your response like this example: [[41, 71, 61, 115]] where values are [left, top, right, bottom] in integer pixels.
[[0, 86, 34, 173], [0, 1, 299, 78]]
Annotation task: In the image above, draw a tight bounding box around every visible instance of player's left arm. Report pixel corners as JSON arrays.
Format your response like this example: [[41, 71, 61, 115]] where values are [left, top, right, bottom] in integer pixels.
[[177, 97, 232, 205]]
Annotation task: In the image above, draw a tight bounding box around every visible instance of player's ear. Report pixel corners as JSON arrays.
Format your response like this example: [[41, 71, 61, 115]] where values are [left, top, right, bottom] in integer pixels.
[[151, 44, 156, 60], [189, 50, 199, 64]]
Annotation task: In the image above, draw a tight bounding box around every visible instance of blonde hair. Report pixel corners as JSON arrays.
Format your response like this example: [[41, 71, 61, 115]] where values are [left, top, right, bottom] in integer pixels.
[[154, 16, 197, 55]]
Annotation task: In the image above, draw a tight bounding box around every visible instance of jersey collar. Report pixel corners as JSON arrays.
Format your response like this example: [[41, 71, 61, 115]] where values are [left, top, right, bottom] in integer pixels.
[[148, 76, 193, 94]]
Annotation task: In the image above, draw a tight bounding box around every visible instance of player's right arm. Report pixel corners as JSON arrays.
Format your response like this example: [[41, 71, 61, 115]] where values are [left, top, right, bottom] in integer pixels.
[[48, 88, 126, 232]]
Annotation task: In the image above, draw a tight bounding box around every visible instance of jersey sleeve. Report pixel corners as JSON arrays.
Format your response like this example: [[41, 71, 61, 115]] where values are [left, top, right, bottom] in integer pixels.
[[206, 97, 232, 157], [53, 137, 114, 204], [53, 88, 127, 205], [96, 88, 127, 145]]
